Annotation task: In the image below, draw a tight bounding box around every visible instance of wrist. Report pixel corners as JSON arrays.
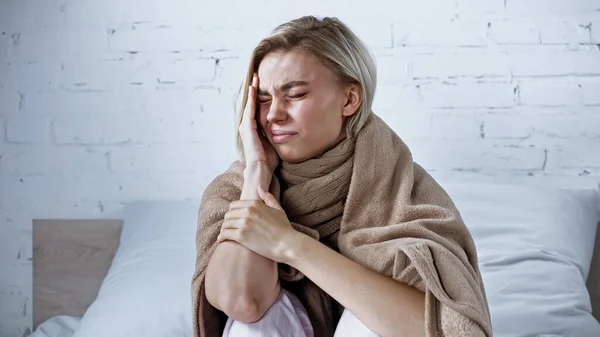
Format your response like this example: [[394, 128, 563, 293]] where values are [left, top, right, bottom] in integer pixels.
[[244, 161, 272, 175], [241, 161, 273, 200], [280, 231, 309, 266]]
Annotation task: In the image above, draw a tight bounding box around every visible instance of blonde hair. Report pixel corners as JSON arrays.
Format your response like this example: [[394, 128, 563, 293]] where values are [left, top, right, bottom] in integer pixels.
[[233, 15, 377, 162]]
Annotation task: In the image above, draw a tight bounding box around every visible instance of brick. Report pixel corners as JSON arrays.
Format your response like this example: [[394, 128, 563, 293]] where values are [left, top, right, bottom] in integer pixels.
[[156, 58, 216, 86], [375, 55, 411, 84], [0, 229, 30, 265], [0, 116, 4, 142], [57, 174, 133, 202], [144, 88, 220, 115], [592, 20, 600, 44], [22, 90, 144, 115], [58, 57, 151, 91], [540, 20, 592, 45], [0, 60, 62, 92], [392, 22, 411, 46], [412, 140, 546, 171], [553, 139, 600, 168], [109, 144, 237, 173], [1, 147, 108, 174], [145, 112, 235, 144], [200, 26, 271, 52], [61, 1, 152, 25], [108, 23, 204, 52], [536, 113, 600, 138], [153, 173, 214, 200], [0, 31, 8, 62], [0, 173, 122, 210], [344, 22, 393, 49], [483, 113, 534, 138], [0, 286, 30, 314], [387, 0, 456, 20], [10, 26, 108, 63], [381, 112, 479, 140], [0, 261, 31, 290], [506, 0, 600, 16], [430, 113, 481, 139], [456, 0, 505, 17], [394, 21, 488, 47], [216, 58, 248, 87], [413, 53, 510, 78], [518, 79, 580, 106], [6, 115, 50, 144], [580, 79, 600, 105], [53, 115, 142, 145], [0, 315, 31, 337], [0, 88, 21, 115], [108, 23, 269, 53], [53, 110, 234, 146], [59, 54, 213, 90], [510, 51, 600, 77], [372, 84, 421, 110], [23, 88, 204, 116], [0, 173, 57, 209], [0, 0, 62, 30], [420, 82, 515, 108], [483, 111, 600, 139], [490, 20, 540, 45]]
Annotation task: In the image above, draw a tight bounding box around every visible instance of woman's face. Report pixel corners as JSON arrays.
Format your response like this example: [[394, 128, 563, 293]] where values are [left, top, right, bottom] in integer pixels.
[[256, 50, 361, 164]]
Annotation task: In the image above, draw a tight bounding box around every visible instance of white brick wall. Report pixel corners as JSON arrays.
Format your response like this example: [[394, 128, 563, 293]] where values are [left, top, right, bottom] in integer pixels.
[[1, 1, 600, 336]]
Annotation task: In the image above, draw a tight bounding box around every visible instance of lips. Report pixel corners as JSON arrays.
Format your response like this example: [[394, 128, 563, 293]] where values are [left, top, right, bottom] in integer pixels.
[[270, 130, 297, 144]]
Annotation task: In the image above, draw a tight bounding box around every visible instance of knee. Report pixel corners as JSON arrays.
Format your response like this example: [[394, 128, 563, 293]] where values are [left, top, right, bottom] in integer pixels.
[[224, 289, 314, 337]]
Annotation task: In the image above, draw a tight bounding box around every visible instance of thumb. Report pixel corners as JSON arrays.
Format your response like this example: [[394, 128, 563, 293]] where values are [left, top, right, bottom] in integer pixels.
[[258, 185, 283, 211]]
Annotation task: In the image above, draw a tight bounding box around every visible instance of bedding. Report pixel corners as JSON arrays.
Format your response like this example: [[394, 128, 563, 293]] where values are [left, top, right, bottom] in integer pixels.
[[71, 200, 199, 337], [29, 315, 80, 337], [440, 181, 600, 337]]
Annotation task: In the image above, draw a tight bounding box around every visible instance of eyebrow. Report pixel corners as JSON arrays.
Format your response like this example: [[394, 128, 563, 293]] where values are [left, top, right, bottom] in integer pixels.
[[257, 80, 309, 96]]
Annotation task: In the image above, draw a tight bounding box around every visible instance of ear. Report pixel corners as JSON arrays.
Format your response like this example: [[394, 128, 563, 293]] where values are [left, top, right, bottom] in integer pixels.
[[342, 84, 363, 117]]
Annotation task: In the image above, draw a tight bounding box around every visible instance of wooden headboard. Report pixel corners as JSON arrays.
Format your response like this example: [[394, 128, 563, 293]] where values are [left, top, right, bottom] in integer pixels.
[[32, 219, 123, 329]]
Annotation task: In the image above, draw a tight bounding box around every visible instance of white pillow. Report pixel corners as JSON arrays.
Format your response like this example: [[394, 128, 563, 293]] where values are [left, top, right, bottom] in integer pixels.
[[73, 200, 199, 337], [440, 181, 600, 337]]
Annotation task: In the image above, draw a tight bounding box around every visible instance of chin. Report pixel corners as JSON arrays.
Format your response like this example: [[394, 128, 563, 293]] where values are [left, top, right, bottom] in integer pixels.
[[276, 146, 310, 164]]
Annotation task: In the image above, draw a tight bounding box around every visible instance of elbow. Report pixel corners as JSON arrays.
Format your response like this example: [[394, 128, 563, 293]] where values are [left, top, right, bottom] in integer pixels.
[[205, 280, 269, 323]]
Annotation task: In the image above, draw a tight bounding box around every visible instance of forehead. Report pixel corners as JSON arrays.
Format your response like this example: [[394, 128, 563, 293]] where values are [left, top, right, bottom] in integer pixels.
[[257, 51, 333, 86]]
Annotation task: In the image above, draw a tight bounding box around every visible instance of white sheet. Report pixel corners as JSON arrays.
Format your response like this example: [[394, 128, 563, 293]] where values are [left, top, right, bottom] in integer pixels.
[[29, 315, 81, 337]]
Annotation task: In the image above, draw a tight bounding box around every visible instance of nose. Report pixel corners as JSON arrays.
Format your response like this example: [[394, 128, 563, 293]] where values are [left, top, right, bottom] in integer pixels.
[[265, 98, 288, 124]]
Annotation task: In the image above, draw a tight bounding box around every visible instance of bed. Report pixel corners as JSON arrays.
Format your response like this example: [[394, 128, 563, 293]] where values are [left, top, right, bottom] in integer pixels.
[[29, 182, 600, 337]]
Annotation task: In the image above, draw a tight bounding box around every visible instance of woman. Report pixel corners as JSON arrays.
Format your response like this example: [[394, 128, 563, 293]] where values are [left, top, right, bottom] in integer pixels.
[[192, 15, 492, 337]]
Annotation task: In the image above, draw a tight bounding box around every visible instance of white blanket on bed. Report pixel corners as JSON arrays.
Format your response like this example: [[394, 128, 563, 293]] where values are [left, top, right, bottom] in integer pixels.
[[29, 316, 80, 337]]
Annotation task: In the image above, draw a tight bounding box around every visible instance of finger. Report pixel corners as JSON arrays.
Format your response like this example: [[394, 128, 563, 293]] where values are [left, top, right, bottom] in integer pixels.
[[217, 227, 240, 244], [242, 73, 258, 126], [229, 200, 260, 210], [258, 185, 283, 211], [224, 207, 253, 221]]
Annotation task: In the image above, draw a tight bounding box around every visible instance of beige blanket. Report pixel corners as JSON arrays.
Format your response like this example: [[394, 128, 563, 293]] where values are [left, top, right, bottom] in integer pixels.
[[192, 113, 493, 336]]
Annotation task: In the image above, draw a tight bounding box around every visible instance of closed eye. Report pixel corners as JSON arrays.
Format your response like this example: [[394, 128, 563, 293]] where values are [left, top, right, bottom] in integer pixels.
[[289, 93, 306, 99]]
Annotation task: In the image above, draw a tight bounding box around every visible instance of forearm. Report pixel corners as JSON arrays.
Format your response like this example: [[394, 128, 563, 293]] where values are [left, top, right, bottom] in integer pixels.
[[205, 162, 280, 321], [284, 233, 425, 337]]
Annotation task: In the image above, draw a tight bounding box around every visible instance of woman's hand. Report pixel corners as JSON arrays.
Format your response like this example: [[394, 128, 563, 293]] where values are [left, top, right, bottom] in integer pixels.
[[218, 185, 296, 263], [239, 73, 279, 172]]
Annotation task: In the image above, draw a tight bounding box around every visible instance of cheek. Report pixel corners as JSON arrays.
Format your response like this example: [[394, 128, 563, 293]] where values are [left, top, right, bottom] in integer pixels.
[[257, 109, 268, 129]]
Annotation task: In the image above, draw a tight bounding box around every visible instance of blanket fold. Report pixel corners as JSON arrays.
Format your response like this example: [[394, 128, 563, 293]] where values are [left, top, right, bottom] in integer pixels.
[[192, 113, 492, 337]]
